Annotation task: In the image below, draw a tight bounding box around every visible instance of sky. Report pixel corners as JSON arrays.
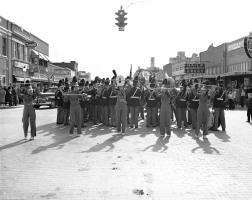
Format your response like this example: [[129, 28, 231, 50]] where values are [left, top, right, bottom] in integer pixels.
[[0, 0, 251, 80]]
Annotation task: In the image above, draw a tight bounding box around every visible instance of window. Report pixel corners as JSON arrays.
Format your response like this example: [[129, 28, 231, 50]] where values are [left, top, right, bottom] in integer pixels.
[[24, 46, 27, 62], [22, 45, 25, 61], [2, 37, 7, 56], [16, 43, 20, 59]]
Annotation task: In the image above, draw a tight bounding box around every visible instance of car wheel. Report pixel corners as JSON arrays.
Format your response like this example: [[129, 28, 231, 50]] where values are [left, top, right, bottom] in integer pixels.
[[34, 105, 40, 109]]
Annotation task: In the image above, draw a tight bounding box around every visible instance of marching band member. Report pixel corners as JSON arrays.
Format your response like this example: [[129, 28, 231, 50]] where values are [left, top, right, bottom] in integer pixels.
[[55, 80, 64, 125], [246, 93, 252, 122], [187, 79, 199, 129], [108, 70, 118, 127], [68, 76, 82, 137], [87, 81, 94, 121], [83, 81, 90, 122], [175, 79, 188, 128], [113, 75, 127, 134], [212, 77, 226, 131], [62, 81, 70, 125], [139, 77, 146, 120], [158, 78, 174, 136], [91, 77, 102, 125], [127, 76, 143, 129], [101, 78, 110, 126], [18, 80, 40, 140], [125, 76, 132, 124], [79, 79, 87, 128], [145, 77, 158, 127], [193, 80, 211, 139]]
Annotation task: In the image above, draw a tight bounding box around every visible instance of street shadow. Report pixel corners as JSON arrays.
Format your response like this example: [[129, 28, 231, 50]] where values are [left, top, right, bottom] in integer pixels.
[[172, 126, 186, 138], [83, 123, 117, 138], [31, 136, 77, 154], [191, 138, 220, 154], [142, 136, 170, 153], [213, 131, 231, 142], [81, 133, 124, 153], [36, 122, 69, 136], [0, 139, 30, 152]]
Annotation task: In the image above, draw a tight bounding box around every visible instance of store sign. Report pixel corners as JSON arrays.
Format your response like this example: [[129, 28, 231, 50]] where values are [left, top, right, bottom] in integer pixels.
[[184, 64, 205, 73], [244, 36, 252, 58], [227, 40, 244, 51], [54, 69, 71, 76], [14, 61, 29, 69]]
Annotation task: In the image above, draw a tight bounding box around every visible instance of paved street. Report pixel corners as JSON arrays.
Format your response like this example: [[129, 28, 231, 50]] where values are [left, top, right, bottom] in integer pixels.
[[0, 106, 252, 200]]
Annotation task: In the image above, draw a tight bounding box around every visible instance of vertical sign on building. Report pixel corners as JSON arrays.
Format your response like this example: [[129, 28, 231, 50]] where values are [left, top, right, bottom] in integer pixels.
[[244, 36, 252, 58]]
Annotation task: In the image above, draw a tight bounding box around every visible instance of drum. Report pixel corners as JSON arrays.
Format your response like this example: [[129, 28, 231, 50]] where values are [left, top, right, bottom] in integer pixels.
[[208, 111, 214, 130]]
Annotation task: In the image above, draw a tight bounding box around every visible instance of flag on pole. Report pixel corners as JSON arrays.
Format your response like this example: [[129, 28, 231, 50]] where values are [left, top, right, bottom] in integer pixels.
[[129, 64, 132, 79]]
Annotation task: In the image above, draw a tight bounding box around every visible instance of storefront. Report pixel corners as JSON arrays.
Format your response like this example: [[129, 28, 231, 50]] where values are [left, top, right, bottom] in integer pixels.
[[225, 36, 252, 88], [0, 58, 7, 86], [12, 61, 30, 83]]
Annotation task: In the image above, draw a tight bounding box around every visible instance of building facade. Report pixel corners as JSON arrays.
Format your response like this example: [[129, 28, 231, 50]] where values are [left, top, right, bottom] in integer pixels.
[[53, 61, 78, 77], [0, 16, 11, 86], [170, 52, 199, 85]]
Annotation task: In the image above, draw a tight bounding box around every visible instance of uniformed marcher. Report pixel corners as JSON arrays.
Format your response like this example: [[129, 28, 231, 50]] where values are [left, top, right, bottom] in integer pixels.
[[127, 76, 142, 128], [56, 80, 64, 124], [79, 79, 87, 128], [108, 70, 118, 127], [176, 79, 188, 128], [101, 78, 110, 126], [125, 76, 132, 124], [145, 78, 158, 127], [62, 84, 70, 125], [18, 80, 39, 140], [68, 76, 82, 136], [187, 79, 199, 129], [113, 75, 127, 134], [193, 80, 211, 139], [158, 78, 175, 136], [212, 77, 226, 131]]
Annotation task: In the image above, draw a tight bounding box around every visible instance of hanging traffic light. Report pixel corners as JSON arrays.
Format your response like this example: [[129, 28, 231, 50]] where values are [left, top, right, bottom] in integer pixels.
[[115, 6, 127, 31]]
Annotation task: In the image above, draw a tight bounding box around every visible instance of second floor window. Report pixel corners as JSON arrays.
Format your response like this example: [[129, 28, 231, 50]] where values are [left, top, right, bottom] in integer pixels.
[[2, 37, 7, 56]]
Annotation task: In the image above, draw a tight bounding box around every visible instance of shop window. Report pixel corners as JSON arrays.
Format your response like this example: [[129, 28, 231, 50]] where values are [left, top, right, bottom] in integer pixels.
[[16, 43, 20, 59], [2, 37, 7, 56]]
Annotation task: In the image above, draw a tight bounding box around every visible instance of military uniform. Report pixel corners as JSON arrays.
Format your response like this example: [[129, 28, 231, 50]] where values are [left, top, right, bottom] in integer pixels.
[[188, 89, 199, 129], [101, 83, 109, 126], [127, 82, 142, 128], [115, 87, 127, 133], [108, 84, 117, 127], [18, 82, 39, 140], [193, 86, 211, 138], [176, 89, 188, 128], [212, 87, 226, 131], [145, 87, 158, 127]]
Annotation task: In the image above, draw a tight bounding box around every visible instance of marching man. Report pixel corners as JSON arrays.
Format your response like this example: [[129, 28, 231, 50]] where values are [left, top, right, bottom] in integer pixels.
[[18, 80, 39, 140]]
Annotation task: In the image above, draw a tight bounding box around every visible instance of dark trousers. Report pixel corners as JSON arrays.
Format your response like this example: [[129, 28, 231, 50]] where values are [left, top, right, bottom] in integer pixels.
[[196, 104, 209, 136], [139, 100, 145, 119], [247, 108, 252, 121], [56, 106, 63, 124], [22, 105, 36, 138], [110, 105, 116, 126], [240, 96, 245, 107], [63, 109, 70, 125], [177, 107, 188, 127], [146, 107, 157, 126], [213, 108, 225, 130], [93, 105, 101, 124], [81, 107, 86, 127], [102, 106, 109, 125]]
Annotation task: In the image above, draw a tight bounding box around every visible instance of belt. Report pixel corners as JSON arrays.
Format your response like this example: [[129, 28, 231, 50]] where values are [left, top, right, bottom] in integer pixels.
[[24, 104, 33, 106]]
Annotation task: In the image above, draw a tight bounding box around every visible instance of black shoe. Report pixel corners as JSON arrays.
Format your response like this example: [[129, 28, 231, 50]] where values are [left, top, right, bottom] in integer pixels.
[[246, 120, 250, 122]]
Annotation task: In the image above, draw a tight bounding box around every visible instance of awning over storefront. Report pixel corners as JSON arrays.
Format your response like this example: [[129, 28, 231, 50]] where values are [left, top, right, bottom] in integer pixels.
[[222, 71, 252, 77], [15, 77, 31, 82], [31, 50, 50, 62]]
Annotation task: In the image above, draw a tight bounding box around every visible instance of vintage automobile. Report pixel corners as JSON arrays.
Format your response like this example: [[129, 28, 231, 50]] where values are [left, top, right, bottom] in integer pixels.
[[33, 86, 58, 109]]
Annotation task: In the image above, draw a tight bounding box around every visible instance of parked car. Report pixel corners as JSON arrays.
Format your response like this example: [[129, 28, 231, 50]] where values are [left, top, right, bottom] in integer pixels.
[[33, 87, 58, 109]]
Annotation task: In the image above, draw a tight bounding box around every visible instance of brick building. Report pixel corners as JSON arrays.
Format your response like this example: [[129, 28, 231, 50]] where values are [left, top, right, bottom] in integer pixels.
[[53, 61, 78, 78]]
